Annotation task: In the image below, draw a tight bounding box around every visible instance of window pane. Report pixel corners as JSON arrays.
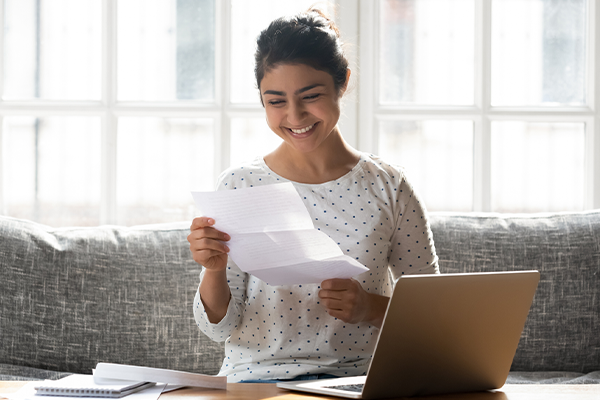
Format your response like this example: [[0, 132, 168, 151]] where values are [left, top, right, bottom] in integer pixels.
[[230, 118, 282, 166], [491, 0, 587, 106], [3, 0, 101, 100], [230, 0, 334, 104], [117, 117, 213, 226], [378, 120, 473, 211], [379, 0, 474, 105], [117, 0, 215, 101], [491, 122, 584, 212], [3, 117, 101, 226]]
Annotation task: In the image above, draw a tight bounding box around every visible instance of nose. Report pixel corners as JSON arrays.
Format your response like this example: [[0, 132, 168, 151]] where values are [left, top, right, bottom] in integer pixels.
[[287, 100, 307, 126]]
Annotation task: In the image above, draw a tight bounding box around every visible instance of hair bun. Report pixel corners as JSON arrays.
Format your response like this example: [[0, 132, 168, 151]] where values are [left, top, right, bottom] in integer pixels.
[[306, 7, 340, 37]]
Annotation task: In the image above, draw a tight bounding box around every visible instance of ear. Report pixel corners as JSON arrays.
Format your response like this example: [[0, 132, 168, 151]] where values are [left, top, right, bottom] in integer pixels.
[[340, 69, 351, 95]]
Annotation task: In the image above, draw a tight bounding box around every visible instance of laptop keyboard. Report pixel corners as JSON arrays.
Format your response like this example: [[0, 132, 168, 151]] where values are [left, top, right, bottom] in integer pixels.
[[324, 383, 364, 393]]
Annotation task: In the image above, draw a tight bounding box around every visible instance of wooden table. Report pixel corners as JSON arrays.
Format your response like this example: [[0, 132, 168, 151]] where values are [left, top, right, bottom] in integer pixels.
[[1, 381, 599, 400]]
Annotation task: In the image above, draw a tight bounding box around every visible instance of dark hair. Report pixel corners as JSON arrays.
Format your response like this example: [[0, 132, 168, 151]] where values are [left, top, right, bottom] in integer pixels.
[[254, 8, 349, 101]]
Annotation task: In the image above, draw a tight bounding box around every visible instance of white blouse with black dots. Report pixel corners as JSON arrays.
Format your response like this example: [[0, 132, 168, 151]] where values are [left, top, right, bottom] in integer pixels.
[[193, 152, 440, 382]]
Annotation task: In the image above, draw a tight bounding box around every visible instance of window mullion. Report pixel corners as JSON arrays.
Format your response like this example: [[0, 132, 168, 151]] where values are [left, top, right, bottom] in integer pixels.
[[0, 0, 5, 214], [101, 114, 117, 224], [101, 0, 117, 224], [473, 117, 491, 212], [0, 116, 4, 215], [358, 0, 376, 154], [592, 0, 600, 209], [335, 0, 359, 149], [215, 0, 231, 179], [0, 0, 4, 104], [586, 117, 597, 209], [588, 0, 597, 111], [474, 0, 492, 212]]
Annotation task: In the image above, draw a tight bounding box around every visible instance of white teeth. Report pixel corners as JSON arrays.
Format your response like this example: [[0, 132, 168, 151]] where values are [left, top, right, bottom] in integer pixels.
[[290, 124, 314, 134]]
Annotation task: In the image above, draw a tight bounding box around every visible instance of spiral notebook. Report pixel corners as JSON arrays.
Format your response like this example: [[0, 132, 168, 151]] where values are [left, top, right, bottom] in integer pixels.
[[34, 375, 155, 398]]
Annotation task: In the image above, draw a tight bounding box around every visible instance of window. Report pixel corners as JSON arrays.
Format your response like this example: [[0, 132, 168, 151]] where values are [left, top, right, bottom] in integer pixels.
[[1, 0, 598, 227], [0, 0, 332, 226], [360, 0, 598, 213]]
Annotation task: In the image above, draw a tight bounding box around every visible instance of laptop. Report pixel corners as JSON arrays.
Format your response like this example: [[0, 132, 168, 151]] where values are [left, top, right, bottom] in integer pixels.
[[277, 271, 540, 399]]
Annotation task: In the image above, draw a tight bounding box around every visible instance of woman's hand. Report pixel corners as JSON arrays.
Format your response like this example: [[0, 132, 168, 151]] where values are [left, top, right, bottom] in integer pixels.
[[188, 217, 231, 271], [188, 216, 232, 323], [318, 279, 389, 328]]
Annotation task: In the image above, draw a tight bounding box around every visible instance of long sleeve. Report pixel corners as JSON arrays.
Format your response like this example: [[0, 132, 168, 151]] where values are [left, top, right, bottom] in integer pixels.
[[387, 171, 439, 280], [192, 172, 249, 342], [193, 257, 247, 342]]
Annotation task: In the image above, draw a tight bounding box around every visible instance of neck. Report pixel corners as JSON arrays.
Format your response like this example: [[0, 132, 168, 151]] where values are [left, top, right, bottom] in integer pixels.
[[265, 128, 361, 184]]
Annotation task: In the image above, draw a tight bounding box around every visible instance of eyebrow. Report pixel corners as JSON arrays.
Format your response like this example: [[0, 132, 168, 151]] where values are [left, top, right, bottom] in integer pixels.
[[262, 83, 325, 96]]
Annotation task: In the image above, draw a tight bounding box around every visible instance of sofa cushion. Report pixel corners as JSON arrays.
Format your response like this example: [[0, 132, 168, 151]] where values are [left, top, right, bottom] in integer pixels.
[[0, 363, 71, 381], [506, 371, 600, 384], [430, 210, 600, 373], [0, 216, 224, 376]]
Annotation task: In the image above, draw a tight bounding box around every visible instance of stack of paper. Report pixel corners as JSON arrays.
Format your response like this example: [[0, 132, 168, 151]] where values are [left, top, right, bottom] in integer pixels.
[[5, 363, 226, 400], [92, 363, 226, 390]]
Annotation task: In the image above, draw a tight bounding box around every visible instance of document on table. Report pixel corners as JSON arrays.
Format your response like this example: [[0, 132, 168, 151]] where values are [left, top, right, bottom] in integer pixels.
[[93, 363, 226, 390], [191, 182, 369, 286]]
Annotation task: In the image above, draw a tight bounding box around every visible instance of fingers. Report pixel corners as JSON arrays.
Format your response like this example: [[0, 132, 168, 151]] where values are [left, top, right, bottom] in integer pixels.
[[320, 278, 353, 291], [188, 228, 230, 243], [318, 288, 343, 301], [318, 279, 367, 324], [190, 216, 230, 238], [188, 216, 231, 270], [319, 287, 358, 306], [188, 237, 229, 269], [319, 297, 345, 311], [189, 237, 230, 253], [319, 280, 359, 309], [190, 216, 215, 230], [189, 217, 230, 240], [191, 249, 228, 267], [326, 308, 352, 321], [322, 298, 359, 323], [319, 279, 359, 300]]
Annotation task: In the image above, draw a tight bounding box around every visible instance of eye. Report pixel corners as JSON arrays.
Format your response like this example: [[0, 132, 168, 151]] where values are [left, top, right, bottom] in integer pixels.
[[304, 94, 321, 100], [268, 100, 285, 106]]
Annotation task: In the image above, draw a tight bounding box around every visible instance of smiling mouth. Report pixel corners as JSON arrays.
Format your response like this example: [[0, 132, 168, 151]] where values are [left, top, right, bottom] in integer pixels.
[[288, 123, 316, 135]]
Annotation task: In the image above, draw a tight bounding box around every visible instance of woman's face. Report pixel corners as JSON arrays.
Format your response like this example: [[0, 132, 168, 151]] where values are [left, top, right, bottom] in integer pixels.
[[260, 63, 344, 154]]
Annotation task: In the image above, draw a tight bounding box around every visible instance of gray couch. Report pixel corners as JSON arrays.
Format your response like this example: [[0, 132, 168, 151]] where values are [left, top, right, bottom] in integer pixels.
[[1, 211, 599, 384]]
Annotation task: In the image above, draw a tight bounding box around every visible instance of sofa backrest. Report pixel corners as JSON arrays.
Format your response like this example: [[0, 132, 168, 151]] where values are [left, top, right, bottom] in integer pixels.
[[429, 210, 600, 373], [0, 216, 224, 376], [2, 210, 599, 376]]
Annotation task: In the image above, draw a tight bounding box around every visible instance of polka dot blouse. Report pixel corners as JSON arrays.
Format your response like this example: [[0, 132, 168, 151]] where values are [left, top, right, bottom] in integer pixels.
[[193, 152, 440, 382]]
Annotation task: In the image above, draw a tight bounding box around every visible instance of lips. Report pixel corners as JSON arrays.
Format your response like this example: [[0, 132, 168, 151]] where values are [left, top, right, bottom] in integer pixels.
[[290, 124, 314, 134], [286, 122, 318, 138]]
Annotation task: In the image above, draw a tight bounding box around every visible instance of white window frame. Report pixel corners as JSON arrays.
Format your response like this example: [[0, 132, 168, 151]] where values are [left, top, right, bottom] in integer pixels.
[[357, 0, 600, 212], [0, 0, 598, 226], [0, 0, 360, 225]]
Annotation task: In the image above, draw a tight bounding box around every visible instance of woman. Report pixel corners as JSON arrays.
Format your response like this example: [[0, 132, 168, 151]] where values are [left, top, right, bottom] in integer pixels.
[[188, 9, 439, 383]]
